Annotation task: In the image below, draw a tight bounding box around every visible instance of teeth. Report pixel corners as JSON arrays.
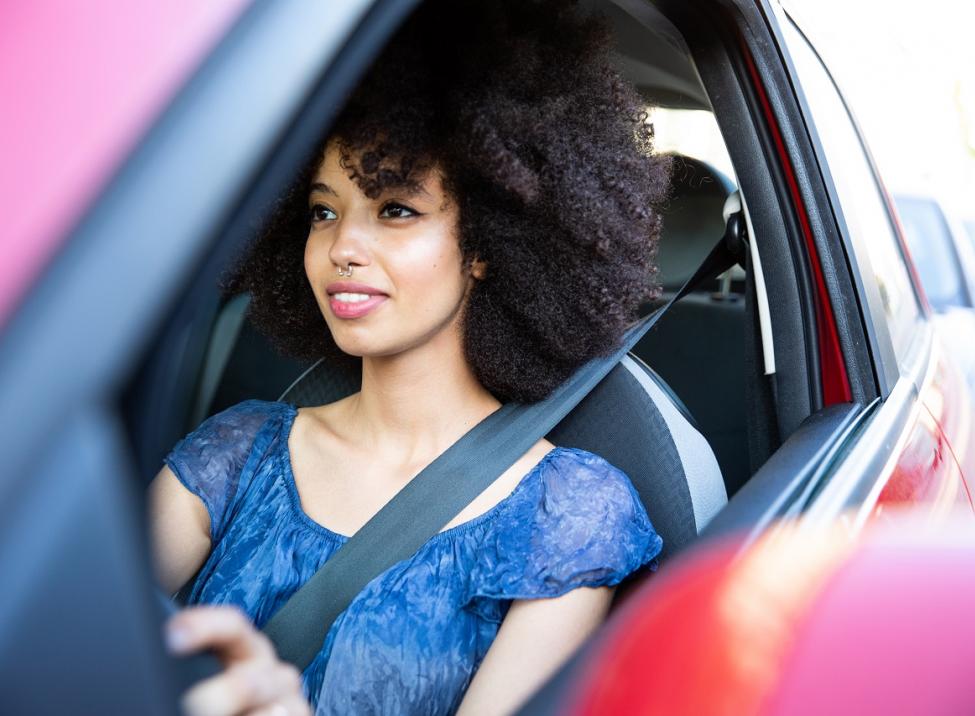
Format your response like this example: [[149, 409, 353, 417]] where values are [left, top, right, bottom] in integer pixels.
[[334, 292, 372, 303]]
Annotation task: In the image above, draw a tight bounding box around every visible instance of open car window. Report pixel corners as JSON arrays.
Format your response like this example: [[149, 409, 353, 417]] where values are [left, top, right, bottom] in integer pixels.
[[124, 0, 858, 601]]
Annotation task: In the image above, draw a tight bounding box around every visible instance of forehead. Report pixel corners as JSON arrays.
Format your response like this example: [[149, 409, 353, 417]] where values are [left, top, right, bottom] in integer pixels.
[[313, 144, 353, 182], [311, 143, 446, 199]]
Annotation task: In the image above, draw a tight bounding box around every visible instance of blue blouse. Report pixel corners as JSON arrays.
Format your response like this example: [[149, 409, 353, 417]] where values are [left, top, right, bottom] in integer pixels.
[[166, 399, 662, 715]]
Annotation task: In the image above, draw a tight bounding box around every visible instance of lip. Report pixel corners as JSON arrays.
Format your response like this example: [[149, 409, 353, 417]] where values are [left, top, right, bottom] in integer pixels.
[[325, 281, 389, 320], [325, 281, 387, 296]]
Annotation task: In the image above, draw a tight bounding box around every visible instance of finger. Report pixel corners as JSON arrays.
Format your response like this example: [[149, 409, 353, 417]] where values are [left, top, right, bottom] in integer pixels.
[[166, 606, 275, 664], [246, 694, 312, 716], [181, 661, 302, 716]]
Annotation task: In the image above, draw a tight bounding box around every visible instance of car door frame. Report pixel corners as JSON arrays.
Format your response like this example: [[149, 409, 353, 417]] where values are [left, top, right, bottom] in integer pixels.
[[767, 2, 975, 525], [0, 0, 422, 712]]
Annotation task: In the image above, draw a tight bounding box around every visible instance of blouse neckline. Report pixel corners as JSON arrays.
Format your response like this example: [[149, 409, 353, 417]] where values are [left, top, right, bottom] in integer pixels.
[[276, 402, 563, 544]]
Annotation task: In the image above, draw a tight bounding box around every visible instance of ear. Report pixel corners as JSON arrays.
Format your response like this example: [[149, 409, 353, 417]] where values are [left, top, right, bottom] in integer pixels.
[[470, 258, 488, 280]]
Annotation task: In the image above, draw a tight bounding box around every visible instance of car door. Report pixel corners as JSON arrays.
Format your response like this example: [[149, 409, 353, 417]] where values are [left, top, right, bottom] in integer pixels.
[[0, 1, 407, 712], [679, 0, 974, 543], [770, 4, 975, 527]]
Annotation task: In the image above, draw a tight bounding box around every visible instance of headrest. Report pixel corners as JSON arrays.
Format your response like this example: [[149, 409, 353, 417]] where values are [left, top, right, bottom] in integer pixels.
[[658, 154, 736, 292]]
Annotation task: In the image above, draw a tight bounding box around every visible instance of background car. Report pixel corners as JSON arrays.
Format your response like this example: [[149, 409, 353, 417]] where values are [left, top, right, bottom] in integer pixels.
[[893, 193, 975, 395], [2, 0, 973, 713], [894, 194, 975, 313]]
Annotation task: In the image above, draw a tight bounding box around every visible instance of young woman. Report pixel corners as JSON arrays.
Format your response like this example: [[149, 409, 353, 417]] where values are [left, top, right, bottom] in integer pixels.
[[150, 2, 671, 714]]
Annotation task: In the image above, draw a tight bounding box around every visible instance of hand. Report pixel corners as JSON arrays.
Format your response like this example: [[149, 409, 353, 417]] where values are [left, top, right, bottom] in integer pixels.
[[166, 605, 312, 716]]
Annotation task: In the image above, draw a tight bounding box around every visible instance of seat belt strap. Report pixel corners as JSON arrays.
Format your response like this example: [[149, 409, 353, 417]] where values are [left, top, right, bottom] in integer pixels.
[[262, 230, 743, 671]]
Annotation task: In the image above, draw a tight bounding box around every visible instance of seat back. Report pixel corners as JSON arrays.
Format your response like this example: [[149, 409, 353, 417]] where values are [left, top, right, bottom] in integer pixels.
[[634, 154, 750, 495]]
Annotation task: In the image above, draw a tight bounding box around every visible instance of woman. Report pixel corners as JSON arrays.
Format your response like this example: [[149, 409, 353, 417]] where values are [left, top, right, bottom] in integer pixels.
[[150, 1, 670, 713]]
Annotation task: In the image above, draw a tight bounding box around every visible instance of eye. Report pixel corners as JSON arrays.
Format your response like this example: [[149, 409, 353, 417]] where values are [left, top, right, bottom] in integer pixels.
[[309, 204, 337, 223], [379, 202, 420, 219]]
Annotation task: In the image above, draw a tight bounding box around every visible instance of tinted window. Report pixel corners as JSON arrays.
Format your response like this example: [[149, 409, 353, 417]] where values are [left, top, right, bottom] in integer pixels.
[[894, 196, 966, 311], [782, 20, 923, 369]]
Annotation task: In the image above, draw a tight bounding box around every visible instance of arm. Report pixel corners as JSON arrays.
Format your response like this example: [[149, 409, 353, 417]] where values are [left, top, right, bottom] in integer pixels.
[[148, 466, 212, 594], [456, 586, 614, 716], [151, 469, 311, 715]]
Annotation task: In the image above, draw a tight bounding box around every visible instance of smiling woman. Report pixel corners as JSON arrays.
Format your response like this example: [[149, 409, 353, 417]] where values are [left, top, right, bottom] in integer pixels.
[[304, 145, 475, 356], [148, 1, 670, 714]]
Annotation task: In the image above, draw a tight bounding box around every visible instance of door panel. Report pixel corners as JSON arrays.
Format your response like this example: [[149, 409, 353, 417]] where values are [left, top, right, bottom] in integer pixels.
[[921, 344, 975, 496], [874, 403, 974, 517]]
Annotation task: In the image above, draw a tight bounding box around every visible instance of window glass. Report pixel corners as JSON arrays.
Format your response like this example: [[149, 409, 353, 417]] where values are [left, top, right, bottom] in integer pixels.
[[649, 108, 742, 287], [893, 196, 965, 311], [650, 108, 736, 183], [782, 20, 922, 367]]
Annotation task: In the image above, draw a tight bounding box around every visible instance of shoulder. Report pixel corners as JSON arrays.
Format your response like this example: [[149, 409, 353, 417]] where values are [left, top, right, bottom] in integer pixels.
[[463, 447, 663, 615], [170, 399, 294, 458], [533, 447, 650, 527], [191, 399, 293, 438], [164, 400, 294, 541], [172, 398, 296, 472]]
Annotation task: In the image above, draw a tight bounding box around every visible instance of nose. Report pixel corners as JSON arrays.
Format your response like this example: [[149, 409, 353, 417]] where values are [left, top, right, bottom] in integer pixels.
[[327, 211, 371, 271]]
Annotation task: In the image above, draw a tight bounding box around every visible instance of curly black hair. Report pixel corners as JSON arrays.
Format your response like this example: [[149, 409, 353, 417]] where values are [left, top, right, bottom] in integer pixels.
[[226, 0, 671, 403]]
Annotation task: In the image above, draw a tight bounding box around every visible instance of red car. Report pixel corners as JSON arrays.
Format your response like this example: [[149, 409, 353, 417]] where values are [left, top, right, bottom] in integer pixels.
[[2, 1, 972, 713]]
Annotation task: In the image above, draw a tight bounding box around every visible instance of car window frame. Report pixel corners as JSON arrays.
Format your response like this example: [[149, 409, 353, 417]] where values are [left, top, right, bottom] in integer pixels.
[[766, 3, 944, 531], [0, 0, 420, 710], [773, 9, 928, 397]]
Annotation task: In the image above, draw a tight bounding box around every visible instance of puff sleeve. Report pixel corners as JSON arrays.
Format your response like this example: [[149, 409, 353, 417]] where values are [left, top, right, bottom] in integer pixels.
[[464, 448, 663, 623], [164, 400, 281, 543]]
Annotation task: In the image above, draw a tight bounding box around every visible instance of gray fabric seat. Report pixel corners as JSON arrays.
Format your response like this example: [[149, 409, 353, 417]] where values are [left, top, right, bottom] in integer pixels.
[[634, 154, 750, 495]]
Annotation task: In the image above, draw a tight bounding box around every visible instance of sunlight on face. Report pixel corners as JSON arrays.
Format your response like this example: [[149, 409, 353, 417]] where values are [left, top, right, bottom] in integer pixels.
[[304, 144, 474, 360]]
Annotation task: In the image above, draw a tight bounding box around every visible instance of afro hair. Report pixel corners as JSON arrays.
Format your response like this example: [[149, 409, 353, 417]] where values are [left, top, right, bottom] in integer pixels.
[[225, 0, 671, 403]]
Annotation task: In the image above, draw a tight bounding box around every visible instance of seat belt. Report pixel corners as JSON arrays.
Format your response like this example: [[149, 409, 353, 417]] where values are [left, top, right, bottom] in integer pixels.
[[262, 228, 743, 671]]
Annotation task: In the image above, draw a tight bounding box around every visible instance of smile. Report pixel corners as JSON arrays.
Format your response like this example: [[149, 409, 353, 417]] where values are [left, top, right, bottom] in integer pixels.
[[333, 292, 373, 303]]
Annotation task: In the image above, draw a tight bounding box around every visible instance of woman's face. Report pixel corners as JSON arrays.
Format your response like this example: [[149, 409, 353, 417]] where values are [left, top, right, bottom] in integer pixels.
[[305, 144, 475, 359]]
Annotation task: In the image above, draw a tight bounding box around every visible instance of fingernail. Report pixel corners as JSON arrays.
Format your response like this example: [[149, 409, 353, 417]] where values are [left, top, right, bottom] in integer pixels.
[[165, 624, 191, 654]]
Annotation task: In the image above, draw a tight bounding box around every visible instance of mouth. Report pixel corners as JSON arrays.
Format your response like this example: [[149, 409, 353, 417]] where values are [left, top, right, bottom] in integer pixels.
[[326, 281, 388, 319]]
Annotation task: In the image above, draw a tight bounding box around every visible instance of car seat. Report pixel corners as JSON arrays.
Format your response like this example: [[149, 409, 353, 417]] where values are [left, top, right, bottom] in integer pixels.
[[634, 154, 750, 496]]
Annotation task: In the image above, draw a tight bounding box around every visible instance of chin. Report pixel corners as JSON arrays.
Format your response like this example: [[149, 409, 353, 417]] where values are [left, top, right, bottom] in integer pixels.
[[330, 333, 398, 359]]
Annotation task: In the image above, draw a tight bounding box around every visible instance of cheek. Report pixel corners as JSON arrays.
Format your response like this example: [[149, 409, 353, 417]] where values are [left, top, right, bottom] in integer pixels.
[[397, 235, 466, 301], [304, 234, 328, 283]]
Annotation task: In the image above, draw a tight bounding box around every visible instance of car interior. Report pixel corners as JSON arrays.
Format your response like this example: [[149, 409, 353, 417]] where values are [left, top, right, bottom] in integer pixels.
[[114, 0, 880, 704], [126, 2, 824, 569]]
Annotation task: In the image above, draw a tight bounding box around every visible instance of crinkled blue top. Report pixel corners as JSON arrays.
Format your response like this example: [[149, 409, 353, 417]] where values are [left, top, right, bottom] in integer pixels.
[[166, 399, 662, 715]]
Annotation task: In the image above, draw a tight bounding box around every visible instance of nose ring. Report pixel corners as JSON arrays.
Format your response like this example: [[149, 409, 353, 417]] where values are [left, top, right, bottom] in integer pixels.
[[337, 264, 354, 278]]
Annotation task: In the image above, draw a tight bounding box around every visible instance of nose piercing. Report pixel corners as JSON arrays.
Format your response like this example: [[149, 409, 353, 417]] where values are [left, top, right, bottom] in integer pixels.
[[337, 264, 354, 278]]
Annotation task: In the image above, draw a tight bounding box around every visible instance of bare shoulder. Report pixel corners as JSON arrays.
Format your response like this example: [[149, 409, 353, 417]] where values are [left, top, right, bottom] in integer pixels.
[[443, 437, 555, 531], [517, 438, 557, 479]]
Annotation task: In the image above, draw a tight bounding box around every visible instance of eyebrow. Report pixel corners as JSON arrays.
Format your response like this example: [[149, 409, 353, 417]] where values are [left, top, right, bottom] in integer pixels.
[[309, 182, 338, 197], [308, 180, 434, 201]]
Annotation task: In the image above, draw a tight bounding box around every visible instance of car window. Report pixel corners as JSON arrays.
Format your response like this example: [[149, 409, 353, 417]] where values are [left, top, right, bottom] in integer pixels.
[[894, 196, 966, 311], [651, 107, 736, 183], [781, 20, 923, 371]]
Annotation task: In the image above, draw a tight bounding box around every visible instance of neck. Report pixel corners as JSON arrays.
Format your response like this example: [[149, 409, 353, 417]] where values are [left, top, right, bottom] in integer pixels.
[[342, 322, 501, 462]]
